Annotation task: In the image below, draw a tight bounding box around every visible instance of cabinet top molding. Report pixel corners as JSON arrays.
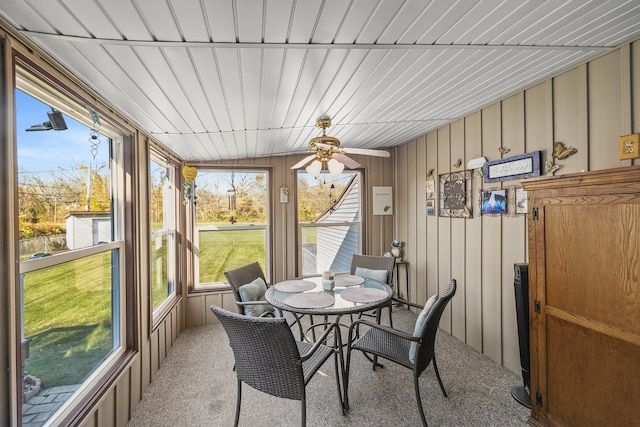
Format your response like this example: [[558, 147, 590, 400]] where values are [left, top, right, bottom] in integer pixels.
[[521, 165, 640, 191]]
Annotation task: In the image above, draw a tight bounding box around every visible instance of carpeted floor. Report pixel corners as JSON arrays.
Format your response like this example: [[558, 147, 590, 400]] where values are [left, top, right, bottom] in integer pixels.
[[127, 308, 530, 426]]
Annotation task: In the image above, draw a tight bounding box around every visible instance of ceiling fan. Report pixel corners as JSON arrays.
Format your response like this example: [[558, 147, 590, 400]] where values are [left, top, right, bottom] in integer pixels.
[[291, 118, 390, 177]]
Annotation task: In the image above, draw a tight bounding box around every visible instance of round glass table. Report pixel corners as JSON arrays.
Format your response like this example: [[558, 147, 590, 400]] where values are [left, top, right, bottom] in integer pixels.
[[265, 274, 392, 412], [265, 275, 392, 317]]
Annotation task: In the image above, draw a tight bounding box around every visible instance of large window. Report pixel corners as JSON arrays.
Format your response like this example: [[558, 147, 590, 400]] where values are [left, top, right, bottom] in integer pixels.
[[149, 153, 177, 317], [297, 171, 362, 275], [193, 169, 270, 288], [16, 72, 126, 426]]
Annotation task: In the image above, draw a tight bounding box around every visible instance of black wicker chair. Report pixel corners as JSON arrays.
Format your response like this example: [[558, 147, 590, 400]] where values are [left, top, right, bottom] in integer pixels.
[[224, 261, 303, 338], [210, 305, 344, 427], [350, 255, 396, 327], [344, 279, 457, 427]]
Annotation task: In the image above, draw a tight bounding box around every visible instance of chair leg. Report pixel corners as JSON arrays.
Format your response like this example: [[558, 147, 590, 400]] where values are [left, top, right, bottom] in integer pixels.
[[301, 396, 306, 427], [333, 347, 346, 414], [388, 300, 394, 329], [234, 379, 242, 427], [295, 314, 304, 340], [432, 355, 448, 397], [344, 339, 353, 411], [413, 373, 428, 427]]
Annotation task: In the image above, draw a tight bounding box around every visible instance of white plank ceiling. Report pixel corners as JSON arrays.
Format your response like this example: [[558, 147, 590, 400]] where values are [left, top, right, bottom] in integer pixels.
[[1, 0, 639, 161]]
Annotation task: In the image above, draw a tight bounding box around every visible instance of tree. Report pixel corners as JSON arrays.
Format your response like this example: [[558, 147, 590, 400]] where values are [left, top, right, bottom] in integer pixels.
[[18, 162, 110, 234]]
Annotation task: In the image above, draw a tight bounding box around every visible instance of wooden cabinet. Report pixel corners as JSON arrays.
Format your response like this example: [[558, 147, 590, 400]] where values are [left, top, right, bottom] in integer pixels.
[[522, 166, 640, 427]]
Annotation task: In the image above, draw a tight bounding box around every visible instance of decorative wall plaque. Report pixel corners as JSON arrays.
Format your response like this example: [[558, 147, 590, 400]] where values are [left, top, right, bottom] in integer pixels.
[[439, 170, 472, 218]]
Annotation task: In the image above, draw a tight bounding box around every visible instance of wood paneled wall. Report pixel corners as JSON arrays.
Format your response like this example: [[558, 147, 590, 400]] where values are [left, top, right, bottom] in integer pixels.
[[393, 39, 640, 373]]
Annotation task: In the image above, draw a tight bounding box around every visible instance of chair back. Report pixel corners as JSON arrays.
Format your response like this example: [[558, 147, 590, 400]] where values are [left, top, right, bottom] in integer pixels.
[[414, 279, 457, 374], [349, 255, 395, 285], [210, 305, 306, 400], [224, 262, 267, 315]]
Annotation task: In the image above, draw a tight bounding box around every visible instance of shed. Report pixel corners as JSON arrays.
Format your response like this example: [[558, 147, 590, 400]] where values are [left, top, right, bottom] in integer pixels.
[[64, 211, 111, 250]]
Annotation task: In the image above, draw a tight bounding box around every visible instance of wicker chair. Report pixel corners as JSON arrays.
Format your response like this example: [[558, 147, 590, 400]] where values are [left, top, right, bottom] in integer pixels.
[[224, 261, 302, 338], [210, 305, 344, 427], [350, 255, 396, 327], [344, 279, 457, 427]]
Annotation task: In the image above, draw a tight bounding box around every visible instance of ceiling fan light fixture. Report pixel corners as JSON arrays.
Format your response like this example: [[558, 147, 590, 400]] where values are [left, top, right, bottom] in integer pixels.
[[306, 159, 322, 177], [327, 158, 344, 176]]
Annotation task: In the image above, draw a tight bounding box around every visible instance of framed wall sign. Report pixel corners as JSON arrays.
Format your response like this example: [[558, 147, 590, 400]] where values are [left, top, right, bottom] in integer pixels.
[[483, 151, 541, 183], [372, 186, 393, 215]]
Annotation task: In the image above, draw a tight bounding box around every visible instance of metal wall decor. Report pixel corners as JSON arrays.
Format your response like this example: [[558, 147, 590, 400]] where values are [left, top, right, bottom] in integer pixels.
[[439, 170, 472, 218]]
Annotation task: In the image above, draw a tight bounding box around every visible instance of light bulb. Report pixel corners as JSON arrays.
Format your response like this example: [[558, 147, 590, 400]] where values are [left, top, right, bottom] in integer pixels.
[[305, 160, 322, 177], [327, 158, 345, 176]]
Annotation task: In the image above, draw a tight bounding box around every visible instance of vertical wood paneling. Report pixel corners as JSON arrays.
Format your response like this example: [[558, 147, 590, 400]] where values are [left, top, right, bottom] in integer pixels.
[[426, 132, 439, 301], [115, 371, 131, 427], [368, 156, 385, 255], [527, 81, 554, 156], [78, 413, 96, 427], [589, 50, 624, 170], [620, 44, 632, 139], [140, 334, 151, 397], [553, 67, 586, 173], [272, 155, 285, 283], [500, 93, 526, 373], [437, 126, 452, 332], [150, 330, 159, 381], [171, 308, 179, 345], [97, 388, 115, 427], [185, 294, 204, 327], [395, 143, 409, 271], [481, 103, 502, 363], [129, 356, 141, 417], [158, 322, 166, 366], [464, 111, 483, 351], [415, 136, 428, 304], [406, 140, 418, 302], [449, 119, 466, 341]]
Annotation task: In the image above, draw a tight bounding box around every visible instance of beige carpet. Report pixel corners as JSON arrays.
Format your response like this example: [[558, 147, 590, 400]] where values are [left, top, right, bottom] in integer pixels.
[[128, 308, 530, 426]]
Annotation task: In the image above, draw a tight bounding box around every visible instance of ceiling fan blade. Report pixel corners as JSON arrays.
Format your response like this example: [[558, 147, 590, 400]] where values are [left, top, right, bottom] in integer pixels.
[[342, 147, 390, 157], [333, 153, 362, 169], [291, 154, 316, 169]]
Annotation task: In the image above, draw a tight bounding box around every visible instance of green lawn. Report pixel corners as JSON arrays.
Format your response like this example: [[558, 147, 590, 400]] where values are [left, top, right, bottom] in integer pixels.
[[23, 229, 267, 387], [23, 251, 113, 387], [198, 229, 267, 283]]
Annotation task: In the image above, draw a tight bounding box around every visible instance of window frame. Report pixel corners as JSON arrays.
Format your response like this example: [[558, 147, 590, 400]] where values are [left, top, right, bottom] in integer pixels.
[[149, 149, 179, 325], [295, 170, 364, 276], [188, 166, 273, 292], [12, 53, 137, 427]]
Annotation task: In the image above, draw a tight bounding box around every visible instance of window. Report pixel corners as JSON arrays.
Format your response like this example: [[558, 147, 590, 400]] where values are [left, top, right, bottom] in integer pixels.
[[192, 169, 270, 289], [297, 171, 362, 275], [16, 71, 126, 426], [149, 153, 177, 317]]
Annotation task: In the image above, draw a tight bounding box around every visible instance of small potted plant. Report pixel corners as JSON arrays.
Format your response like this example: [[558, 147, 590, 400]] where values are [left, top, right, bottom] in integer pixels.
[[390, 240, 403, 259]]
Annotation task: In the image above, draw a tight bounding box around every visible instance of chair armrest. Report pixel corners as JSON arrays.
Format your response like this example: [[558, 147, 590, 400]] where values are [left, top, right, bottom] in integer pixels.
[[392, 297, 425, 311], [299, 323, 338, 362], [347, 318, 419, 346], [236, 300, 271, 306]]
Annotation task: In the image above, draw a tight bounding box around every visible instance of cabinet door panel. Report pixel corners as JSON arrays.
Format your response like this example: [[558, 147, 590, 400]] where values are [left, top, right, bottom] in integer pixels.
[[546, 316, 640, 427], [544, 202, 640, 336]]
